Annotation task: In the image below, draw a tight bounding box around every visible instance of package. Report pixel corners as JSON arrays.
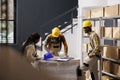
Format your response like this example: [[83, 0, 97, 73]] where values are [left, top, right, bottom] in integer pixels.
[[91, 7, 104, 18], [84, 9, 91, 19], [102, 61, 111, 73], [103, 46, 120, 60], [102, 76, 116, 80], [113, 27, 120, 39], [111, 63, 120, 76], [104, 27, 113, 38], [104, 4, 119, 17]]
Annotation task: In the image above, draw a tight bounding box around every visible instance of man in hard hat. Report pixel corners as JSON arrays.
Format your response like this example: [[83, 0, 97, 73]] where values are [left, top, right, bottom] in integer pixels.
[[44, 27, 68, 56], [77, 20, 101, 80]]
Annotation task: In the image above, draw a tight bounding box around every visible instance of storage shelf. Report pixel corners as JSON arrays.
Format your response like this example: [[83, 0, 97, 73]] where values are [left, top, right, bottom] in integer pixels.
[[102, 37, 120, 40], [83, 17, 102, 21], [82, 36, 89, 38], [102, 57, 120, 64], [102, 37, 116, 40], [102, 16, 120, 19], [102, 71, 120, 80], [82, 9, 120, 80], [83, 16, 120, 20]]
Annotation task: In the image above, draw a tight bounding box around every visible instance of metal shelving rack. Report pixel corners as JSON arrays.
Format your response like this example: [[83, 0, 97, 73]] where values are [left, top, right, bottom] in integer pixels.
[[82, 17, 103, 80], [82, 16, 120, 80]]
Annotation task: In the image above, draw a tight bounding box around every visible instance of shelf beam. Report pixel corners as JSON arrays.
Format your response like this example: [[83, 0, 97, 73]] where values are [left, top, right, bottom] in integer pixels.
[[102, 71, 120, 80], [102, 57, 120, 64]]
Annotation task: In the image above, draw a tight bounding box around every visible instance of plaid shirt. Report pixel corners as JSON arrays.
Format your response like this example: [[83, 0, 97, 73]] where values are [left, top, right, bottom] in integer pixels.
[[89, 31, 100, 56]]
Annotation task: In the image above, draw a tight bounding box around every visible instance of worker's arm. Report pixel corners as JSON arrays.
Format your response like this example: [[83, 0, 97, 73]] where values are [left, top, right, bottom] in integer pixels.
[[44, 36, 50, 52], [62, 35, 68, 56], [89, 33, 100, 57], [44, 43, 50, 52]]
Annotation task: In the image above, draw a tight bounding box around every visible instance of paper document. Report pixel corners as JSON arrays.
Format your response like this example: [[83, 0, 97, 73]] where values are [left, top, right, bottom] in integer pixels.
[[55, 58, 70, 62], [54, 57, 74, 62]]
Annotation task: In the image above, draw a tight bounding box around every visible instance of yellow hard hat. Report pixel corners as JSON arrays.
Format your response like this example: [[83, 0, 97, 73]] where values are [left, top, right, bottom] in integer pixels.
[[52, 27, 60, 37], [82, 20, 92, 28]]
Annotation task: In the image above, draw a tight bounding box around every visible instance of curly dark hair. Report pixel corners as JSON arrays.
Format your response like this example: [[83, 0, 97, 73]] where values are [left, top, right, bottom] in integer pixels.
[[21, 32, 40, 54]]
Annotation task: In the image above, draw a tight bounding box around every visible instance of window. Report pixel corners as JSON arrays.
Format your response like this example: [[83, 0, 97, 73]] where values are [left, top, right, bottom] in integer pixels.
[[0, 0, 16, 44]]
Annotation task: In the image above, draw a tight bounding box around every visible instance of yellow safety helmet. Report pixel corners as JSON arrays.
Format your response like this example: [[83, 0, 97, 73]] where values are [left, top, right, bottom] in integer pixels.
[[52, 27, 60, 37], [82, 20, 92, 28]]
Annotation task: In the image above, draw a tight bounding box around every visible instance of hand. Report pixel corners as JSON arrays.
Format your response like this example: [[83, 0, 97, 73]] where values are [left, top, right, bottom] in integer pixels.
[[35, 57, 41, 60], [88, 50, 92, 53], [96, 53, 101, 58], [88, 53, 94, 58], [89, 55, 94, 58], [65, 54, 69, 57]]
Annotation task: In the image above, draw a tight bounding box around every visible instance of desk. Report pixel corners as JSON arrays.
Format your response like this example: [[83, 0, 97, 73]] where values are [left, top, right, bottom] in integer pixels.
[[38, 59, 80, 80]]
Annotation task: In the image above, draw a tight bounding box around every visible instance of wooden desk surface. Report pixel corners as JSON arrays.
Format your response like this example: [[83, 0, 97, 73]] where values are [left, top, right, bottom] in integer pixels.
[[38, 59, 80, 80]]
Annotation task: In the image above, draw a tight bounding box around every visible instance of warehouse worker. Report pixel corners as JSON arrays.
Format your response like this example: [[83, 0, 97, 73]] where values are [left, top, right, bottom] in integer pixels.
[[44, 27, 68, 56], [77, 20, 101, 80]]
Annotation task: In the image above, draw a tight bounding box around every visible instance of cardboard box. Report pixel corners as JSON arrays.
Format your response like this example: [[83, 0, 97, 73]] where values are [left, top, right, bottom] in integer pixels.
[[105, 4, 119, 17], [102, 76, 115, 80], [111, 63, 120, 76], [103, 46, 120, 60], [113, 27, 120, 39], [104, 27, 113, 38], [91, 8, 104, 18], [84, 9, 91, 19], [103, 61, 111, 73]]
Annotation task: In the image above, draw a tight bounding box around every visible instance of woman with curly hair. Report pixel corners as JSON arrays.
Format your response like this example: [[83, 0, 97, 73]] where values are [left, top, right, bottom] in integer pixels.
[[22, 32, 40, 63]]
